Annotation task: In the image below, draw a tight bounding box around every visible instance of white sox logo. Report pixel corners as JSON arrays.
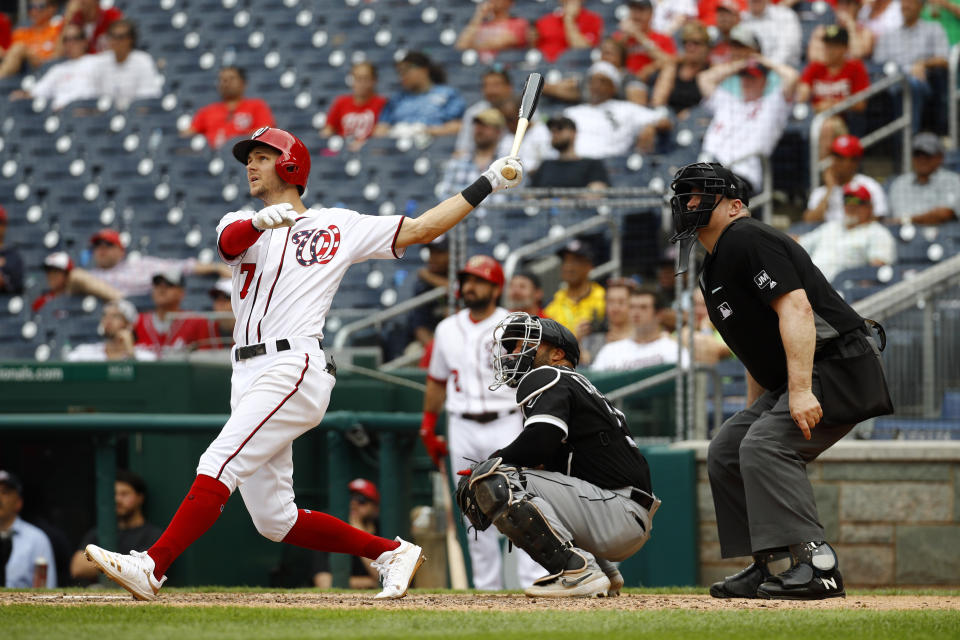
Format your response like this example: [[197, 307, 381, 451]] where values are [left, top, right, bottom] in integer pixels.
[[292, 226, 341, 266]]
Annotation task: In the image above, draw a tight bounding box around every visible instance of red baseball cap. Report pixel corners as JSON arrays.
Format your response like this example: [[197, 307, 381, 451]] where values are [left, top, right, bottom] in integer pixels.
[[44, 252, 74, 272], [348, 478, 380, 503], [90, 228, 124, 248], [842, 183, 872, 203], [0, 205, 7, 224], [830, 135, 863, 158], [717, 0, 742, 12]]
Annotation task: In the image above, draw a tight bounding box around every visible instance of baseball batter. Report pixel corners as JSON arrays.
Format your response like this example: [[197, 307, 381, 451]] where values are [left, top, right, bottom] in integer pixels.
[[457, 313, 661, 598], [419, 255, 541, 590], [85, 126, 523, 600]]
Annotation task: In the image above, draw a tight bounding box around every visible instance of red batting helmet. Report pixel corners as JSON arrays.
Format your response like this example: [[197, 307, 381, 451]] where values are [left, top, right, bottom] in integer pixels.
[[458, 255, 505, 289], [232, 126, 311, 195]]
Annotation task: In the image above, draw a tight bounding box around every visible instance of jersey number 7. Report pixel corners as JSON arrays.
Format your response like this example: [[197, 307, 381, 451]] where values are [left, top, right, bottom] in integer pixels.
[[239, 263, 256, 299]]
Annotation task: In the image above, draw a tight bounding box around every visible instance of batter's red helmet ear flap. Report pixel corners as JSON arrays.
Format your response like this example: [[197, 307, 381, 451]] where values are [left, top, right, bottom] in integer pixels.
[[232, 127, 311, 195]]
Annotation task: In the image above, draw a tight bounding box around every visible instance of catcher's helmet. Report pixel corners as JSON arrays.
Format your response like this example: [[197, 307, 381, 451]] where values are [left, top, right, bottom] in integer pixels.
[[232, 126, 311, 195], [491, 312, 580, 389], [458, 255, 505, 289]]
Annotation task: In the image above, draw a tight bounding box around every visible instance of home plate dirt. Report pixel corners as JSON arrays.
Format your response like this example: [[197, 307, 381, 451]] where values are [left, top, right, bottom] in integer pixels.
[[3, 592, 959, 611]]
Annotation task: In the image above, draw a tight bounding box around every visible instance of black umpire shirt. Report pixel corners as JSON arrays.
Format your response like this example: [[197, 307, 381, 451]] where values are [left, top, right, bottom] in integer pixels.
[[699, 217, 864, 391], [497, 366, 652, 493]]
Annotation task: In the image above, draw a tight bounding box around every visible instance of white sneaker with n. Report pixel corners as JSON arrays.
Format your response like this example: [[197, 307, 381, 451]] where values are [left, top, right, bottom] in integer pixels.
[[371, 537, 424, 599], [85, 544, 167, 601]]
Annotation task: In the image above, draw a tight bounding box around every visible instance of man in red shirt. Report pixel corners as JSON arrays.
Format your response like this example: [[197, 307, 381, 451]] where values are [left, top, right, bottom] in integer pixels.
[[63, 0, 122, 53], [614, 0, 676, 81], [183, 67, 275, 149], [135, 270, 216, 356], [322, 62, 387, 146], [532, 0, 604, 62]]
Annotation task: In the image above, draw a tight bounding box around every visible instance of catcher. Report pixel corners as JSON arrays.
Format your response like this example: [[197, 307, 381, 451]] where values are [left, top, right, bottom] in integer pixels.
[[456, 312, 660, 598]]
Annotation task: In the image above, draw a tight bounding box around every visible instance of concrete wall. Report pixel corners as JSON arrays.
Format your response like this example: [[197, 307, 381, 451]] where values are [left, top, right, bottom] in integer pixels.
[[675, 441, 960, 587]]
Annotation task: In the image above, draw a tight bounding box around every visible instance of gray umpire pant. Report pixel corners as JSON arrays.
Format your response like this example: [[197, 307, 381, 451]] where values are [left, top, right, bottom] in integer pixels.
[[707, 370, 854, 558], [500, 468, 659, 567]]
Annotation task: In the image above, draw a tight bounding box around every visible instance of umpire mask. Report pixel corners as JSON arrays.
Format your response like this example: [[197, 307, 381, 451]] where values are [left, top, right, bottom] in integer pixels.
[[668, 162, 748, 275], [490, 312, 542, 390]]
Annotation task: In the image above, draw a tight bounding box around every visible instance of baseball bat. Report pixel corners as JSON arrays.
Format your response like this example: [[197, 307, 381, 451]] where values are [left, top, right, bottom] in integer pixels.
[[437, 459, 469, 590], [501, 72, 544, 181]]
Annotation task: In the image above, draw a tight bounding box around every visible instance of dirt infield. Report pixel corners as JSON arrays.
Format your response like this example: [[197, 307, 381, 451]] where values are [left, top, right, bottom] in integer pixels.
[[3, 591, 959, 611]]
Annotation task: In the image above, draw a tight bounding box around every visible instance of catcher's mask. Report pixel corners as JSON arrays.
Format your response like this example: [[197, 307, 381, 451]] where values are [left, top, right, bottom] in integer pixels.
[[491, 312, 543, 390], [668, 162, 749, 275]]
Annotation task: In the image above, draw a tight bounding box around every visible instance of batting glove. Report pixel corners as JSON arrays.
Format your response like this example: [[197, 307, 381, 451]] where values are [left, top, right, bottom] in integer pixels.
[[482, 156, 523, 193], [251, 203, 297, 231], [420, 412, 449, 468]]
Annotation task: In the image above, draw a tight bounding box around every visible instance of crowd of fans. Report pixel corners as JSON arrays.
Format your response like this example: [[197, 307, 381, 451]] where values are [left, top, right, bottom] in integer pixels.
[[1, 0, 960, 368]]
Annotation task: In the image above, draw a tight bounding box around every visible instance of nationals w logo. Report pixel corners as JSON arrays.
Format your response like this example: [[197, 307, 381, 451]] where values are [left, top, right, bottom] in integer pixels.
[[291, 226, 341, 266]]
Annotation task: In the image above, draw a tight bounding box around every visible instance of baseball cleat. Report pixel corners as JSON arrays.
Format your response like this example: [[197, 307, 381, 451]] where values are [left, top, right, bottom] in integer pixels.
[[524, 569, 611, 598], [757, 542, 846, 600], [709, 561, 770, 599], [85, 545, 167, 601], [372, 537, 424, 600]]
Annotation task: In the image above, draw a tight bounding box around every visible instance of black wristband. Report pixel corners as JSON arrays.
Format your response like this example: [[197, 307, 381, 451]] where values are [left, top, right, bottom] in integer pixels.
[[460, 175, 493, 208]]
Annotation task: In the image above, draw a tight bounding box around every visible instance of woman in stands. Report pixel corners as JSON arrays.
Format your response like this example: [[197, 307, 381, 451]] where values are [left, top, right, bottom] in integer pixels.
[[651, 21, 712, 119]]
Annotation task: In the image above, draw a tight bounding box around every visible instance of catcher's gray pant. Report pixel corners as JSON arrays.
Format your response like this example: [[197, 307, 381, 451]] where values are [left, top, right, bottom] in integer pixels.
[[502, 468, 659, 568], [707, 376, 853, 558]]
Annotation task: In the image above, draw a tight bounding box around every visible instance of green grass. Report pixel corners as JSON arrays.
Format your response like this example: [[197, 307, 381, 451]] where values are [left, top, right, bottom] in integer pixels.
[[2, 605, 959, 640]]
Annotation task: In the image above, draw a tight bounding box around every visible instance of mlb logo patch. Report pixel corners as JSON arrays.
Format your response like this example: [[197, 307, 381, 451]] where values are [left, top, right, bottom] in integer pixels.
[[754, 270, 777, 290], [718, 302, 733, 319]]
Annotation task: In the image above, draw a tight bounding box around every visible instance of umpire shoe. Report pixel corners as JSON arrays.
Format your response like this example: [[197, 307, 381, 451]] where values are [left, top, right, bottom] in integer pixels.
[[757, 541, 846, 600], [524, 555, 611, 598], [372, 537, 424, 600], [85, 545, 167, 601], [709, 550, 790, 599]]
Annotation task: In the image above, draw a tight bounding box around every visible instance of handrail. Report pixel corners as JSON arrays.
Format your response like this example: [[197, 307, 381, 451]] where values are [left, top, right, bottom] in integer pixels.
[[851, 253, 960, 320], [809, 73, 912, 192], [949, 43, 960, 148], [331, 285, 445, 350]]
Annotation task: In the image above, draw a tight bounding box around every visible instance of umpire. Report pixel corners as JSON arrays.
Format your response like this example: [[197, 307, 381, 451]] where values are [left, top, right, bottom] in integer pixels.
[[670, 162, 893, 600]]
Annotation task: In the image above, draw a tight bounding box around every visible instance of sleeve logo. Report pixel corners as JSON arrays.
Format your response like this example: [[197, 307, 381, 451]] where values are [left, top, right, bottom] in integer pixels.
[[754, 270, 777, 290], [718, 301, 733, 319]]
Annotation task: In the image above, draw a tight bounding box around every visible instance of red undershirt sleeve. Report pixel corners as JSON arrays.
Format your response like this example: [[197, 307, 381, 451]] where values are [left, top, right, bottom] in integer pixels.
[[219, 219, 262, 259]]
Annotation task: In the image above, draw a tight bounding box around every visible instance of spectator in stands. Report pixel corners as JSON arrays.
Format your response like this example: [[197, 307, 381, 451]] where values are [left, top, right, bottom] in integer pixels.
[[529, 115, 610, 189], [652, 0, 698, 35], [544, 238, 605, 338], [651, 21, 712, 119], [799, 183, 897, 281], [580, 277, 637, 367], [699, 0, 746, 27], [0, 205, 23, 295], [321, 62, 386, 148], [505, 271, 545, 317], [543, 37, 648, 105], [135, 269, 216, 356], [613, 0, 677, 83], [497, 96, 555, 172], [406, 239, 450, 365], [70, 471, 162, 586], [63, 0, 122, 53], [8, 23, 97, 110], [454, 67, 514, 159], [708, 0, 741, 65], [374, 51, 466, 138], [0, 0, 61, 78], [591, 286, 688, 371], [803, 135, 889, 223], [455, 0, 528, 62], [86, 19, 162, 110], [697, 26, 798, 193], [531, 0, 604, 62], [873, 0, 950, 133], [797, 26, 870, 159], [564, 61, 669, 157], [80, 228, 227, 297], [67, 299, 156, 361], [0, 470, 56, 588], [437, 108, 506, 207], [182, 66, 275, 149], [859, 0, 903, 38], [739, 0, 802, 68], [808, 0, 875, 62], [206, 278, 235, 348], [923, 0, 960, 45], [0, 12, 11, 51], [888, 132, 960, 225], [32, 252, 73, 312], [313, 479, 382, 590]]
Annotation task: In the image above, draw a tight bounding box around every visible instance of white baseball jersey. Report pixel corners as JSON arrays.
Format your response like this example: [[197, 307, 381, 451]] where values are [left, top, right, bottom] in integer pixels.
[[216, 207, 405, 347], [428, 307, 516, 415]]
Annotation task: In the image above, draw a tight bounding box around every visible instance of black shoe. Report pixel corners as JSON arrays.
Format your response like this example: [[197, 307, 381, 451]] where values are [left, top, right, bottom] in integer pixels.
[[709, 562, 770, 598], [757, 541, 846, 600]]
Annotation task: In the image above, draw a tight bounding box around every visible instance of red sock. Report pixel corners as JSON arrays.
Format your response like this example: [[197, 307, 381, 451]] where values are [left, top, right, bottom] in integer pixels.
[[147, 474, 231, 580], [282, 509, 400, 559]]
